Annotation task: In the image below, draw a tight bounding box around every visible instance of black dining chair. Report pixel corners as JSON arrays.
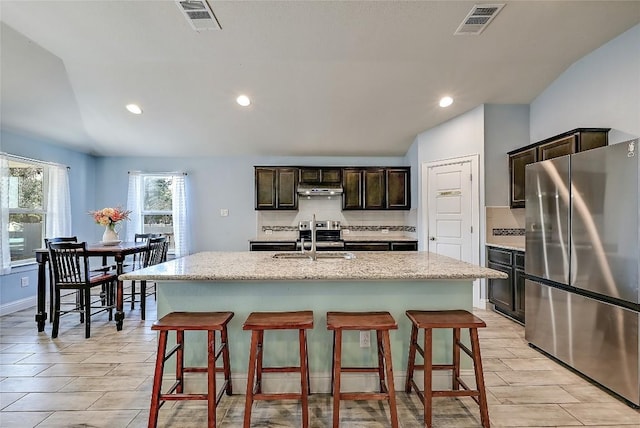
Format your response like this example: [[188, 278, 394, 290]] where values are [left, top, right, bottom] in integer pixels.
[[45, 237, 80, 323], [48, 241, 118, 338], [126, 233, 160, 310], [45, 237, 114, 320], [137, 236, 168, 320]]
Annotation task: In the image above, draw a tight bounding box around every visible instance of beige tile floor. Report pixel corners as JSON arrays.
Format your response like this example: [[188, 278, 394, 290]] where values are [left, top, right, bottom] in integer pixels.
[[1, 295, 639, 427]]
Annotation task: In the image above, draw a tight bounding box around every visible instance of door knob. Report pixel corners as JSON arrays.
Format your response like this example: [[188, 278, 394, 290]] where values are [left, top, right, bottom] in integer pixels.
[[429, 237, 436, 241]]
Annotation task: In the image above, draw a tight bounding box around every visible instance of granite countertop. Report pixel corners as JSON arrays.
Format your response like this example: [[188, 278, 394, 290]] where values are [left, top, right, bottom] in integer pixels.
[[249, 236, 297, 242], [249, 235, 417, 242], [486, 243, 525, 252], [120, 251, 506, 282]]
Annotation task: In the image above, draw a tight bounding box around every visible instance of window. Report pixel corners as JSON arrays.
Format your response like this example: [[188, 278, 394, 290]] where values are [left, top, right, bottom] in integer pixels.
[[127, 171, 188, 257], [7, 160, 46, 264], [142, 175, 175, 252]]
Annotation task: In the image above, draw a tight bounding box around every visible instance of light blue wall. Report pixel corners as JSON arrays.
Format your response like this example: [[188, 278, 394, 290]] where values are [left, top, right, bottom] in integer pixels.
[[484, 104, 530, 207], [0, 130, 97, 309], [530, 24, 640, 144]]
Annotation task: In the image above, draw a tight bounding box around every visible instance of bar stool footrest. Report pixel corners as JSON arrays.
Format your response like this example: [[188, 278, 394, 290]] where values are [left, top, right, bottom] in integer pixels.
[[340, 392, 390, 401], [340, 366, 382, 373], [161, 393, 208, 401], [254, 393, 304, 401]]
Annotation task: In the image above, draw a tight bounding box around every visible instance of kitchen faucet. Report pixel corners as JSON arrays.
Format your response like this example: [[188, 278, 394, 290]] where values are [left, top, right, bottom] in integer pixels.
[[300, 214, 317, 261]]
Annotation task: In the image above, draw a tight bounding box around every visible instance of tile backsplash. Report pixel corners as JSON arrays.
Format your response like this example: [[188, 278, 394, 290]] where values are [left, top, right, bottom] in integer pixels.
[[485, 206, 525, 248], [256, 197, 416, 239]]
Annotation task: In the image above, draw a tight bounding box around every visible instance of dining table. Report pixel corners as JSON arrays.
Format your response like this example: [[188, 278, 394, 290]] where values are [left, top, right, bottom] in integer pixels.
[[34, 241, 148, 332]]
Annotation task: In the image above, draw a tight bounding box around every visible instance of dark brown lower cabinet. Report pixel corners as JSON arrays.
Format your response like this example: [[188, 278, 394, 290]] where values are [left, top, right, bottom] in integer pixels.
[[487, 246, 525, 323], [344, 241, 418, 251], [249, 241, 297, 251]]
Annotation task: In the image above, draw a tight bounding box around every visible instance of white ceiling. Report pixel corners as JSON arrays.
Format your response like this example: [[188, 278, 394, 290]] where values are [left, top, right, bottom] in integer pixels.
[[1, 1, 639, 157]]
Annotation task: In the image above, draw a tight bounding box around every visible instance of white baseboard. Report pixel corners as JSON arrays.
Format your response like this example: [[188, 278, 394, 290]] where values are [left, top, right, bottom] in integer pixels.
[[180, 370, 476, 395], [476, 298, 489, 310], [0, 296, 36, 317]]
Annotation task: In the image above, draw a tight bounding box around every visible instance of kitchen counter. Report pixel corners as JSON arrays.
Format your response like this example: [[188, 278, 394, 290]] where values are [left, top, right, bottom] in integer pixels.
[[120, 251, 504, 282], [123, 251, 505, 393]]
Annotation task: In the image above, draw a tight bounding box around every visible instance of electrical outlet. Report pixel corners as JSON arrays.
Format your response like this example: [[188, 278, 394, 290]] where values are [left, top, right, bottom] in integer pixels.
[[20, 277, 29, 287], [343, 229, 350, 235], [381, 228, 389, 234], [359, 330, 371, 348], [265, 229, 273, 235], [220, 209, 229, 217]]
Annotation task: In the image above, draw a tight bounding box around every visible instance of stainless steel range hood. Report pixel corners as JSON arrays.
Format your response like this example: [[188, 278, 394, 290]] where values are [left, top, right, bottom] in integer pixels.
[[297, 184, 343, 196]]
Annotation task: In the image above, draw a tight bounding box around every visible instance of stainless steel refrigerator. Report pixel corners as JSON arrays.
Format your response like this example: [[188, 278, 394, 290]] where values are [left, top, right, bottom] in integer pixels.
[[524, 141, 640, 407]]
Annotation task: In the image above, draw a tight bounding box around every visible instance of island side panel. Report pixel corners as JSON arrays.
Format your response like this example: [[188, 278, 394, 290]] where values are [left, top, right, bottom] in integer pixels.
[[156, 279, 473, 392]]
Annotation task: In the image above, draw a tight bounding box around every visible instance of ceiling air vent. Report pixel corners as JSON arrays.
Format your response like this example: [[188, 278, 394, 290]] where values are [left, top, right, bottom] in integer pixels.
[[176, 0, 221, 31], [454, 4, 504, 35]]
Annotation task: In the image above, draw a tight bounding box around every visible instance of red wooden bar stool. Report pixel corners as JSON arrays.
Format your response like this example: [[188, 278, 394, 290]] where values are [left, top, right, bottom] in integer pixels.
[[326, 311, 399, 428], [405, 309, 490, 428], [243, 310, 314, 428], [148, 311, 233, 428]]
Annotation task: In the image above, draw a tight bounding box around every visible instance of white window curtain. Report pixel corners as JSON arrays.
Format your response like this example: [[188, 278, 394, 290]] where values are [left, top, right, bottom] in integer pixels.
[[126, 172, 143, 242], [45, 165, 72, 238], [172, 174, 189, 258], [0, 154, 11, 274]]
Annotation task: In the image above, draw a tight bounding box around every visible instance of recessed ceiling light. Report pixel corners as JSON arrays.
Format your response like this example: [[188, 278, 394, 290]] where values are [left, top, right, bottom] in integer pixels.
[[126, 103, 143, 115], [236, 95, 251, 107], [439, 96, 453, 108]]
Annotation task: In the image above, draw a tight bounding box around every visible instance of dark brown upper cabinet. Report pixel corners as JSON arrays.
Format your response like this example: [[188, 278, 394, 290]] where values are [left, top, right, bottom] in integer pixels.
[[386, 168, 411, 210], [508, 128, 609, 208], [299, 167, 342, 184], [342, 167, 410, 210], [255, 167, 298, 210], [508, 147, 537, 208]]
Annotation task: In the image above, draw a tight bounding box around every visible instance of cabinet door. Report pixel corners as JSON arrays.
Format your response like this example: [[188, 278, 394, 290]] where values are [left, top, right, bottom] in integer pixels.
[[255, 168, 277, 209], [488, 261, 513, 312], [509, 148, 537, 208], [276, 168, 298, 209], [576, 130, 608, 152], [364, 169, 386, 210], [321, 168, 342, 184], [342, 169, 363, 210], [387, 168, 410, 210], [514, 267, 526, 322], [299, 168, 321, 184], [537, 135, 576, 161]]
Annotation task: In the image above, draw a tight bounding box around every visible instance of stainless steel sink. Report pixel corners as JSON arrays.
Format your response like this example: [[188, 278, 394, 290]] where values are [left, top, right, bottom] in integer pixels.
[[272, 252, 356, 260]]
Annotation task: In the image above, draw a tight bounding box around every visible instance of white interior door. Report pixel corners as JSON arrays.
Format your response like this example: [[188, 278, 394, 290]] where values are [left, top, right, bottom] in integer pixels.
[[425, 158, 482, 308], [427, 161, 472, 259]]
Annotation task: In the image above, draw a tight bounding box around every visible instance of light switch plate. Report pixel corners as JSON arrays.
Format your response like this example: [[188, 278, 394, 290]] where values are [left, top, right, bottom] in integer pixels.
[[220, 209, 229, 217]]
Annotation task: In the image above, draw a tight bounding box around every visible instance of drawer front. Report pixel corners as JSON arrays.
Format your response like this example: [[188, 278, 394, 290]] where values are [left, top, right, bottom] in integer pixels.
[[390, 241, 418, 251], [249, 242, 297, 251], [487, 247, 513, 265], [344, 242, 390, 251]]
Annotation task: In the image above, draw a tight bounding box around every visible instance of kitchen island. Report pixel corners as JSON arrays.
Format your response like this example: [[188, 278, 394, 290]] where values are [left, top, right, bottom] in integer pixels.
[[121, 251, 505, 392]]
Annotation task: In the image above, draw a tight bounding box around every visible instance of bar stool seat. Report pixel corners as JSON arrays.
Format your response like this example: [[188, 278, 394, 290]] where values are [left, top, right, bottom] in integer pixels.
[[148, 311, 233, 428], [405, 309, 490, 428], [243, 310, 314, 428], [327, 311, 399, 428]]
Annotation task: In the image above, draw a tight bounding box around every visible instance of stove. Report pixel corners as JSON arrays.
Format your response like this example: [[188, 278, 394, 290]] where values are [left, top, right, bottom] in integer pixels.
[[297, 220, 344, 250]]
